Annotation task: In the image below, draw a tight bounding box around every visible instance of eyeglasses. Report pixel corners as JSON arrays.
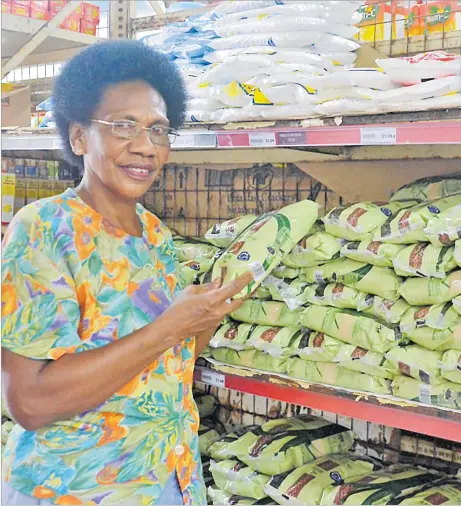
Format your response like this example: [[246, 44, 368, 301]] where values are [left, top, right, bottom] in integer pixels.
[[90, 119, 178, 145]]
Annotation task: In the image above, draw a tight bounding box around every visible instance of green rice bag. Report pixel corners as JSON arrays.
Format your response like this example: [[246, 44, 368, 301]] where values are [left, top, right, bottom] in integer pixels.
[[205, 215, 257, 248], [454, 295, 461, 315], [400, 302, 460, 331], [385, 345, 443, 385], [335, 346, 395, 380], [272, 265, 301, 280], [174, 237, 219, 262], [374, 195, 461, 244], [211, 200, 318, 299], [196, 395, 218, 418], [296, 331, 346, 363], [210, 321, 256, 351], [231, 300, 303, 327], [209, 426, 260, 461], [455, 239, 461, 266], [266, 454, 381, 506], [211, 348, 288, 375], [200, 345, 212, 358], [320, 466, 440, 505], [398, 270, 461, 305], [283, 231, 343, 268], [402, 323, 461, 351], [365, 297, 410, 324], [199, 418, 226, 456], [300, 305, 402, 353], [179, 258, 213, 286], [424, 202, 461, 247], [393, 243, 457, 278], [391, 375, 461, 408], [264, 277, 308, 309], [303, 283, 374, 311], [440, 349, 461, 384], [207, 486, 275, 506], [203, 461, 214, 490], [210, 459, 270, 500], [390, 174, 461, 202], [246, 326, 311, 358], [235, 417, 356, 475], [341, 240, 405, 267], [394, 478, 461, 505], [286, 359, 392, 394], [302, 259, 402, 300], [323, 201, 418, 241], [252, 284, 272, 299]]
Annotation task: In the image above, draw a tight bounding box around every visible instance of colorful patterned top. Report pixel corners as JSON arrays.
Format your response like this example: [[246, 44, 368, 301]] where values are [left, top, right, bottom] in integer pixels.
[[1, 188, 206, 506]]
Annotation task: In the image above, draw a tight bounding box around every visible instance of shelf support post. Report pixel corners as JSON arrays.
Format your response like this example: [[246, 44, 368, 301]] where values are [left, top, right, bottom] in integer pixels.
[[109, 0, 131, 39], [1, 1, 82, 79]]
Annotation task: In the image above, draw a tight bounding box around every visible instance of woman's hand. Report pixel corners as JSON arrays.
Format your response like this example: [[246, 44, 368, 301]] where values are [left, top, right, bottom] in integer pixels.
[[162, 273, 253, 340]]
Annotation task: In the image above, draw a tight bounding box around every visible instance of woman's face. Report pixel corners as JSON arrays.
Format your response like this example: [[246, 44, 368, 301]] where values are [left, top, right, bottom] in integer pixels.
[[72, 80, 171, 201]]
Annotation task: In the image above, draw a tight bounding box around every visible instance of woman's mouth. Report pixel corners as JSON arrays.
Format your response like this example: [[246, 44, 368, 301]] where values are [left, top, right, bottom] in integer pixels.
[[119, 164, 154, 181]]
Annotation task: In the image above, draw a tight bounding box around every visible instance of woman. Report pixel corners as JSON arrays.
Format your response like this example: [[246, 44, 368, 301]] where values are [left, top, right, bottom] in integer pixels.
[[1, 40, 251, 506]]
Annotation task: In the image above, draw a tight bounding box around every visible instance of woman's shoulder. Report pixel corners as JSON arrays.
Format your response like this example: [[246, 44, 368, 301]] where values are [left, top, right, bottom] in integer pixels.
[[137, 204, 174, 246]]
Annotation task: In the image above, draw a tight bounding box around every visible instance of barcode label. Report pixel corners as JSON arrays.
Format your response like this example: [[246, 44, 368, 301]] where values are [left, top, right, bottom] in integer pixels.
[[419, 383, 431, 404], [249, 132, 276, 147], [201, 371, 226, 388], [361, 127, 397, 145], [249, 262, 266, 281]]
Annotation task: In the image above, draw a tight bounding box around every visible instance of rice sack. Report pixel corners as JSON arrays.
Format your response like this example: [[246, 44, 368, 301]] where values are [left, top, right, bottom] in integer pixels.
[[174, 237, 219, 262], [208, 487, 274, 506], [424, 202, 461, 247], [393, 243, 457, 278], [403, 323, 461, 351], [283, 230, 343, 268], [320, 466, 440, 505], [335, 346, 395, 380], [454, 294, 461, 315], [455, 240, 461, 266], [209, 426, 260, 461], [286, 359, 392, 394], [391, 375, 461, 408], [323, 201, 418, 241], [272, 265, 301, 280], [385, 345, 443, 385], [210, 321, 256, 351], [295, 331, 346, 363], [400, 303, 460, 332], [246, 326, 312, 358], [300, 305, 403, 353], [231, 300, 303, 327], [265, 454, 381, 506], [211, 200, 318, 299], [265, 277, 311, 308], [394, 478, 461, 505], [303, 283, 374, 311], [196, 395, 218, 419], [440, 349, 461, 384], [398, 270, 461, 305], [210, 459, 270, 500], [374, 195, 461, 244], [302, 259, 402, 300], [341, 240, 405, 267], [179, 258, 214, 286], [252, 284, 272, 300], [234, 417, 356, 475], [365, 297, 410, 324], [199, 418, 227, 457], [205, 215, 257, 248], [390, 174, 461, 202], [211, 348, 288, 375]]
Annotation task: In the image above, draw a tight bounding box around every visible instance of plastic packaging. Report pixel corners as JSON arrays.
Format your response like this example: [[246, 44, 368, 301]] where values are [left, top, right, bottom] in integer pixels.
[[424, 202, 461, 247], [440, 349, 461, 384], [303, 283, 374, 311], [283, 230, 342, 268], [398, 271, 461, 305], [391, 375, 461, 408], [365, 297, 410, 324], [341, 240, 405, 268], [231, 300, 304, 327], [385, 345, 443, 385], [246, 326, 311, 358], [209, 321, 256, 351], [390, 174, 461, 202], [205, 215, 256, 248], [392, 243, 457, 278], [211, 347, 288, 374]]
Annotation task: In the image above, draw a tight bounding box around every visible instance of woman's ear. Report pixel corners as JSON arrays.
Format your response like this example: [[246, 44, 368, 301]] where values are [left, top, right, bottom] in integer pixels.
[[69, 123, 87, 156]]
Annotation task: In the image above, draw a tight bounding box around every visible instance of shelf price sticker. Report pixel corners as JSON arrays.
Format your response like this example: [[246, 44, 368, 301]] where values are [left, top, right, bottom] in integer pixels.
[[173, 132, 217, 149], [360, 127, 397, 145], [200, 370, 226, 388], [249, 132, 276, 147]]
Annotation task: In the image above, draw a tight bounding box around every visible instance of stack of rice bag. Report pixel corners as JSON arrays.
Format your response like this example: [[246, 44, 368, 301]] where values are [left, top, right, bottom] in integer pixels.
[[198, 176, 461, 408], [204, 414, 459, 506]]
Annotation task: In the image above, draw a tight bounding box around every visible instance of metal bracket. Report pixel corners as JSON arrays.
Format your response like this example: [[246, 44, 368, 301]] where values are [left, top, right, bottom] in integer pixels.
[[109, 0, 131, 39]]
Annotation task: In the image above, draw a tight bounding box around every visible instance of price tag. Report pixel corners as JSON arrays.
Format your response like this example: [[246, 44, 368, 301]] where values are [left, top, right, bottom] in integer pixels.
[[278, 131, 306, 146], [360, 127, 397, 145], [173, 134, 196, 149], [200, 370, 226, 388], [249, 132, 276, 147], [173, 132, 217, 149]]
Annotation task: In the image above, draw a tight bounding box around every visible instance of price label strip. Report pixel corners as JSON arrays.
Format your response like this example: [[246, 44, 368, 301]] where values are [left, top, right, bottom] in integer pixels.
[[249, 132, 276, 147], [360, 127, 397, 145], [200, 370, 226, 388], [173, 132, 217, 149]]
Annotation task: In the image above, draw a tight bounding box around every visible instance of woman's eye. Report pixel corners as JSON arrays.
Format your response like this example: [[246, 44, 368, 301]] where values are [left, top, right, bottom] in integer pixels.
[[150, 126, 165, 136]]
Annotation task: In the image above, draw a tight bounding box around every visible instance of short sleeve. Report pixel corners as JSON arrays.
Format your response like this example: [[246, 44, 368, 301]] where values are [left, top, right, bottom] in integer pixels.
[[1, 206, 81, 360], [158, 223, 185, 293]]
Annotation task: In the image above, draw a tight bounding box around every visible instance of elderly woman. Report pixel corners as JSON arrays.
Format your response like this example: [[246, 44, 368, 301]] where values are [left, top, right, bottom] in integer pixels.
[[1, 41, 250, 506]]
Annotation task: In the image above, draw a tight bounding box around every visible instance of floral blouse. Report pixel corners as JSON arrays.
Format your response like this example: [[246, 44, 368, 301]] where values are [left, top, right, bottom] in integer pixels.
[[1, 188, 206, 505]]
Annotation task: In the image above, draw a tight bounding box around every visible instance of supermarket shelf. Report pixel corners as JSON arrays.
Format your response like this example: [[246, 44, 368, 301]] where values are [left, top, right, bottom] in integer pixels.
[[193, 364, 461, 443], [2, 13, 101, 62]]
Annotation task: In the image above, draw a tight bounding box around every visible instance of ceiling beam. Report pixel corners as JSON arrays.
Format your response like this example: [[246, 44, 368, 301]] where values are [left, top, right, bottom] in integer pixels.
[[148, 0, 165, 16]]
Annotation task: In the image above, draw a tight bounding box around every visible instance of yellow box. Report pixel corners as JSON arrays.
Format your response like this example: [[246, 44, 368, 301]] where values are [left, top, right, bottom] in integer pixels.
[[14, 178, 26, 214], [38, 179, 51, 200], [26, 179, 39, 204]]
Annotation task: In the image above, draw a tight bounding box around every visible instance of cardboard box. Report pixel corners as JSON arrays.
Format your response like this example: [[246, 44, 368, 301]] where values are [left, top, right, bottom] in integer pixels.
[[29, 0, 48, 20], [10, 0, 30, 16], [80, 2, 100, 22], [14, 178, 26, 214], [1, 84, 31, 128], [60, 9, 80, 31], [26, 178, 39, 204], [80, 18, 98, 35], [1, 1, 12, 14], [38, 179, 51, 199], [48, 0, 67, 15]]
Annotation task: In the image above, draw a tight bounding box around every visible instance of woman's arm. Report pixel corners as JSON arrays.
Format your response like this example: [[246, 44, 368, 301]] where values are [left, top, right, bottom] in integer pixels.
[[2, 275, 251, 431], [194, 328, 216, 360]]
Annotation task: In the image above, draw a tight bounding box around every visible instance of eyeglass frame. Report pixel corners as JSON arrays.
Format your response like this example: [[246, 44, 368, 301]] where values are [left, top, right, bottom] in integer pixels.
[[89, 119, 179, 145]]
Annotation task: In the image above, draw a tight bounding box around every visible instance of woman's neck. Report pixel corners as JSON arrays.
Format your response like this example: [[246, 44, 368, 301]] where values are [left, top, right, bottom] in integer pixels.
[[75, 173, 143, 237]]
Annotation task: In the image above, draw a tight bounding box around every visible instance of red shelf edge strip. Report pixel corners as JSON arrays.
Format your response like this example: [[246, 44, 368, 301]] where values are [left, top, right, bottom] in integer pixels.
[[194, 367, 461, 443]]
